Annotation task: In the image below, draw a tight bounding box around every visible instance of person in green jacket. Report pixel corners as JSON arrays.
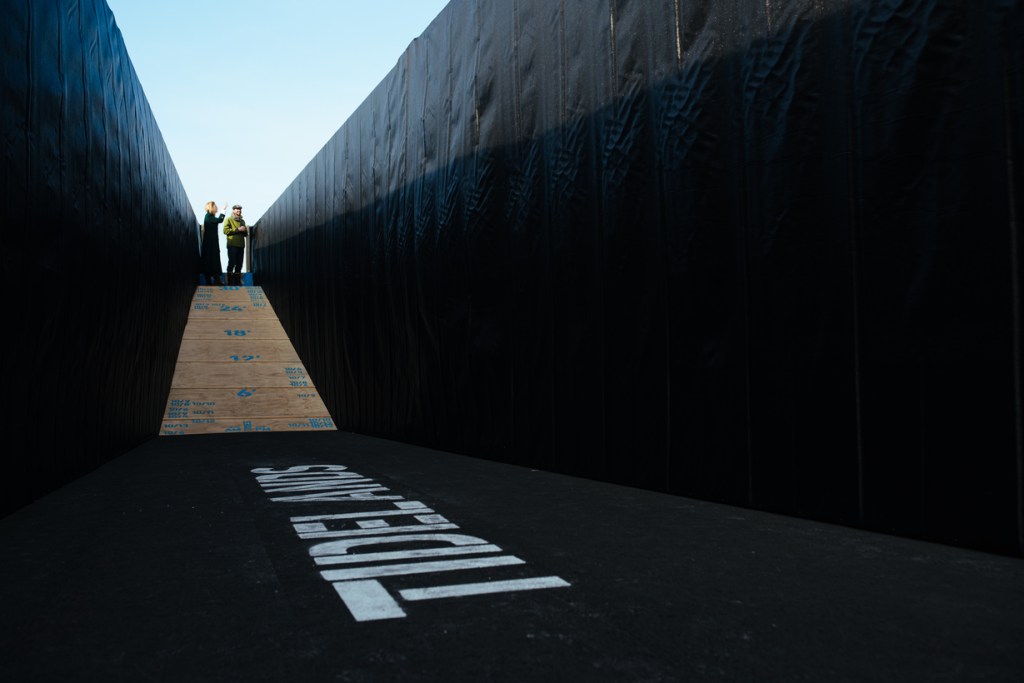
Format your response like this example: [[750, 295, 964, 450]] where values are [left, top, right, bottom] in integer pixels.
[[223, 204, 248, 286]]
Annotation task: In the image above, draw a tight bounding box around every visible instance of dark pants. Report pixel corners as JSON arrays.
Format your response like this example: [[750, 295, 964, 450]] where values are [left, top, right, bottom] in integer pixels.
[[227, 246, 244, 274]]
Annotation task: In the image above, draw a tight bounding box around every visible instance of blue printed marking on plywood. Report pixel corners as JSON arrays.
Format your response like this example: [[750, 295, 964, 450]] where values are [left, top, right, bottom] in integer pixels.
[[167, 400, 216, 419], [226, 420, 270, 433], [285, 418, 334, 429], [284, 367, 309, 386]]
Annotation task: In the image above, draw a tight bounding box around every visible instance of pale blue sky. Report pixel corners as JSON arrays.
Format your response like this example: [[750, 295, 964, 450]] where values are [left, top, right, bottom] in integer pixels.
[[106, 0, 450, 247]]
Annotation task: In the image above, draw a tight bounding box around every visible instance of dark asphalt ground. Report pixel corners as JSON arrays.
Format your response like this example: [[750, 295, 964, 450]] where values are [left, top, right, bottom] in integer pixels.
[[2, 431, 1022, 681]]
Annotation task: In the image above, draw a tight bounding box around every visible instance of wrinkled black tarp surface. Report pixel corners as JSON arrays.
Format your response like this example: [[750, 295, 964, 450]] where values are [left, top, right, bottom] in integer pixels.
[[0, 0, 198, 515], [254, 0, 1024, 555]]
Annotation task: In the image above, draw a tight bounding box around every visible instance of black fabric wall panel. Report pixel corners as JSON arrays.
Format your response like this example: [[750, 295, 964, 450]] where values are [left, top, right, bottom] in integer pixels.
[[662, 1, 752, 506], [0, 0, 197, 516], [253, 0, 1024, 555], [736, 3, 863, 520], [848, 1, 1022, 548], [549, 5, 608, 482], [508, 0, 558, 472]]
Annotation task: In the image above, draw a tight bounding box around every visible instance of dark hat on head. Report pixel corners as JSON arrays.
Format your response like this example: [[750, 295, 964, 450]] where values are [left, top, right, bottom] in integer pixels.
[[232, 204, 242, 209]]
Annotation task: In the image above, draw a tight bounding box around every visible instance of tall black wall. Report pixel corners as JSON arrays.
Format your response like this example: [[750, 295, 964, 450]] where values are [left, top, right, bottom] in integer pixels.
[[254, 0, 1024, 555], [0, 0, 198, 516]]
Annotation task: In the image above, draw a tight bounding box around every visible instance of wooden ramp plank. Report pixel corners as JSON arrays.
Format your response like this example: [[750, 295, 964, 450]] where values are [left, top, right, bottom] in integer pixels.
[[175, 339, 301, 363], [193, 285, 268, 303], [159, 417, 336, 435], [171, 362, 315, 389], [165, 388, 331, 420], [187, 301, 278, 319], [161, 285, 335, 435], [183, 318, 289, 340]]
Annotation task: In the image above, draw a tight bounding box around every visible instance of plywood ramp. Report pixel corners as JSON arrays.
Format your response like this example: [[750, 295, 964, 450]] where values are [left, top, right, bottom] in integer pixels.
[[160, 285, 336, 436]]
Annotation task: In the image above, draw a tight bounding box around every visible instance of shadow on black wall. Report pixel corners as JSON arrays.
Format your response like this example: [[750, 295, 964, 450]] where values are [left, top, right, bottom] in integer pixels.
[[254, 0, 1024, 555]]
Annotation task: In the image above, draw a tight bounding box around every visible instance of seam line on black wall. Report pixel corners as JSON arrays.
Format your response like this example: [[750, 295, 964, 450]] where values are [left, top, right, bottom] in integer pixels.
[[1004, 41, 1024, 554], [608, 0, 617, 98], [673, 0, 682, 73], [560, 0, 568, 119], [844, 5, 867, 524], [513, 0, 522, 140]]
